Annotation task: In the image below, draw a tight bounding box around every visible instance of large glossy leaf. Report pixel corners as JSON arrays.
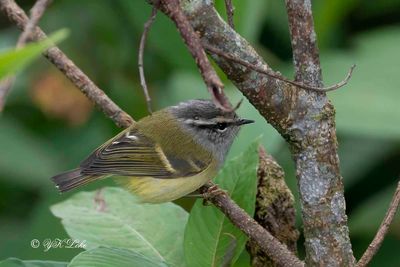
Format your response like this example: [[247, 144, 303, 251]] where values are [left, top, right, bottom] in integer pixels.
[[68, 247, 168, 267], [0, 29, 68, 80], [184, 141, 259, 267], [50, 187, 188, 267], [0, 258, 67, 267]]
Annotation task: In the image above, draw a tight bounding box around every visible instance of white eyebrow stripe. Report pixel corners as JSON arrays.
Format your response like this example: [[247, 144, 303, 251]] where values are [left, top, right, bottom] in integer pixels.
[[184, 119, 215, 126], [184, 118, 235, 126]]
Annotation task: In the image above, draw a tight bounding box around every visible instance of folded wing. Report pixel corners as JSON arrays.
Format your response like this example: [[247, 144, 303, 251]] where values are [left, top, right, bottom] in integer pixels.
[[79, 128, 209, 179]]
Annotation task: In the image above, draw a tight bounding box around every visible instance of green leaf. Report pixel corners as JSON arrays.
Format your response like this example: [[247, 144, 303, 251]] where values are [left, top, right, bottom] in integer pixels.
[[338, 136, 394, 187], [0, 116, 63, 188], [323, 27, 400, 138], [214, 0, 268, 43], [68, 247, 168, 267], [313, 0, 360, 48], [0, 258, 67, 267], [50, 187, 188, 267], [116, 1, 194, 70], [184, 141, 259, 267], [0, 29, 68, 80]]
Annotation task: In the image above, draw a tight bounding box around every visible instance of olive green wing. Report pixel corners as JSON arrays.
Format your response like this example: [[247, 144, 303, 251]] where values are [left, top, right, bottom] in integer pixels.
[[79, 127, 209, 178]]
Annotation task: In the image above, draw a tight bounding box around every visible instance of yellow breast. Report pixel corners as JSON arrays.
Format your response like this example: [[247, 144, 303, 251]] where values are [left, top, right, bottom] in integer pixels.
[[119, 160, 219, 203]]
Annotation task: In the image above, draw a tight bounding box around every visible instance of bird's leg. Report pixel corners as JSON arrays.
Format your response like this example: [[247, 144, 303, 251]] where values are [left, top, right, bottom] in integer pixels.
[[183, 184, 228, 206], [183, 191, 203, 198]]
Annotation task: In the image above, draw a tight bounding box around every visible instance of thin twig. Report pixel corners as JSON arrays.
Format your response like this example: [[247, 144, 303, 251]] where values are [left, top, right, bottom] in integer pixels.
[[204, 44, 355, 92], [224, 0, 235, 29], [0, 0, 51, 111], [16, 0, 51, 48], [138, 7, 157, 115], [200, 182, 304, 267], [157, 0, 231, 110], [356, 180, 400, 267], [0, 0, 134, 128]]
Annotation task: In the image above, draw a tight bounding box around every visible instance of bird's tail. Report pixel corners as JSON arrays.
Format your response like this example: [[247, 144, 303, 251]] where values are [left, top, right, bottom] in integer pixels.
[[51, 168, 101, 193]]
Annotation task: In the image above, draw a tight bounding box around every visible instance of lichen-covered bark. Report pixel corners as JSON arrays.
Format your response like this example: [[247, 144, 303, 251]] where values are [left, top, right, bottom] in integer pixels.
[[285, 0, 355, 265]]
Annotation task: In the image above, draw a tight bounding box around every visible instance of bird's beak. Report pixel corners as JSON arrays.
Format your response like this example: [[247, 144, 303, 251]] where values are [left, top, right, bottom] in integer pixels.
[[236, 118, 255, 126]]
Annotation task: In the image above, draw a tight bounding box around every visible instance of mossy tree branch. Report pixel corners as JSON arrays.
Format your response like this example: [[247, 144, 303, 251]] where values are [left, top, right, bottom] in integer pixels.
[[246, 146, 299, 267]]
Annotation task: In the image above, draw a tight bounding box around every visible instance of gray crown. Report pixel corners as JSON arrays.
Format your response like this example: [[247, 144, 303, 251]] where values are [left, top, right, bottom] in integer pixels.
[[169, 99, 252, 165]]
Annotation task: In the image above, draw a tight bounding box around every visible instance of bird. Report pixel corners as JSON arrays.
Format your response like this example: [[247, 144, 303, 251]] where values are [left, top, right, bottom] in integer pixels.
[[51, 99, 254, 203]]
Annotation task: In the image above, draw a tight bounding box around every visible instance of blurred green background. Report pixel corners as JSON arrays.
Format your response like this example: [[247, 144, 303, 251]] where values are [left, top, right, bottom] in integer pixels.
[[0, 0, 399, 266]]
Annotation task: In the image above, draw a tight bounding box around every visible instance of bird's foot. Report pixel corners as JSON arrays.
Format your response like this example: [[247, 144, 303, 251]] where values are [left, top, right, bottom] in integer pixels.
[[202, 184, 227, 206]]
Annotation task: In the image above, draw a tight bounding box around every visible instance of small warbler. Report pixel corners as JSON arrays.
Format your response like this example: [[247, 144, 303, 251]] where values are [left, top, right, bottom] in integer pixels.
[[51, 99, 253, 203]]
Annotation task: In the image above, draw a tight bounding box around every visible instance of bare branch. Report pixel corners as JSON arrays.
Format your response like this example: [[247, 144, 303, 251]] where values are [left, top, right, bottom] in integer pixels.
[[16, 0, 51, 48], [357, 180, 400, 267], [138, 7, 157, 115], [224, 0, 235, 29], [200, 182, 304, 267], [204, 44, 355, 92], [0, 0, 134, 128], [0, 0, 51, 111], [156, 0, 231, 110]]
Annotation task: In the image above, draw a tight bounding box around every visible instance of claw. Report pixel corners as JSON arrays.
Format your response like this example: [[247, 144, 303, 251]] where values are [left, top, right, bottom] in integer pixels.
[[202, 184, 227, 205]]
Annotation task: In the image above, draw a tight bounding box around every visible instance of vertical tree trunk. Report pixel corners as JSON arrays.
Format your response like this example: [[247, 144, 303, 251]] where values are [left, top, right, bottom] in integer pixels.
[[284, 1, 355, 265]]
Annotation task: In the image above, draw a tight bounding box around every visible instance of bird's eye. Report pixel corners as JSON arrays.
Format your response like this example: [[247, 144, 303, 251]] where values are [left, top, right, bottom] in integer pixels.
[[216, 122, 227, 131]]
